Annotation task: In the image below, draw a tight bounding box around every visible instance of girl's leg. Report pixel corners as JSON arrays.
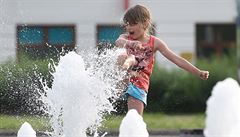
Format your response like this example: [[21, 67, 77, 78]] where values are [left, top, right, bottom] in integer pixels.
[[127, 96, 144, 116]]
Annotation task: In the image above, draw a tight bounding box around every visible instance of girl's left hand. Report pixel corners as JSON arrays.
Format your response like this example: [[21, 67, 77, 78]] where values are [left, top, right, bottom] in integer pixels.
[[199, 70, 209, 80]]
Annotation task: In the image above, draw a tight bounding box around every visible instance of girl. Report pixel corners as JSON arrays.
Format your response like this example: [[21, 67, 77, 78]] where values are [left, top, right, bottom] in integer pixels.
[[115, 4, 209, 115]]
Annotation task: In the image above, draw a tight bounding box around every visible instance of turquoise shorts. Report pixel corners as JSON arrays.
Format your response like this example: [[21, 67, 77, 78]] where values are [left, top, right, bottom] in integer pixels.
[[124, 83, 147, 106]]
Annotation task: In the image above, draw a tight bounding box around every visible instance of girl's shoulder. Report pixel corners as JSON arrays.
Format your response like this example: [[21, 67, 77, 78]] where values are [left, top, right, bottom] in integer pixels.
[[150, 35, 162, 45], [151, 36, 167, 52], [150, 35, 160, 41], [152, 35, 166, 44]]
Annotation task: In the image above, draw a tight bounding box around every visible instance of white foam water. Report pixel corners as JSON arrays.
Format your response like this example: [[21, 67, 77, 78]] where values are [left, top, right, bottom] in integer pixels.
[[119, 109, 149, 137], [17, 122, 36, 137], [204, 78, 240, 137], [42, 49, 127, 137]]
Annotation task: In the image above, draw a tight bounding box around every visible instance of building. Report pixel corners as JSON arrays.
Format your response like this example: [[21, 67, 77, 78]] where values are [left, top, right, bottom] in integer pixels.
[[0, 0, 237, 66]]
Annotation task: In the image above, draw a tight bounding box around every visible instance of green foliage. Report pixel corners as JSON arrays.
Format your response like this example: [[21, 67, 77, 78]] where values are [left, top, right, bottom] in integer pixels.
[[0, 51, 237, 114], [0, 56, 52, 115], [146, 53, 237, 113]]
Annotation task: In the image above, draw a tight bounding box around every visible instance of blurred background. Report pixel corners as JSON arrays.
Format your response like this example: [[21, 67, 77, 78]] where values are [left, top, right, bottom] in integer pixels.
[[0, 0, 237, 65], [0, 0, 239, 132]]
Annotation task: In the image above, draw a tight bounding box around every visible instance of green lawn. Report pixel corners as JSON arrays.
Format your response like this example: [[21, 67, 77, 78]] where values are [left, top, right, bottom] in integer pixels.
[[0, 115, 49, 131], [0, 113, 205, 132], [103, 113, 205, 131]]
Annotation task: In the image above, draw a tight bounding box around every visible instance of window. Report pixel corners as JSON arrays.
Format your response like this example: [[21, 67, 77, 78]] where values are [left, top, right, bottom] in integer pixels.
[[48, 28, 74, 45], [196, 23, 236, 58], [17, 25, 76, 59], [18, 27, 44, 45], [96, 24, 124, 49]]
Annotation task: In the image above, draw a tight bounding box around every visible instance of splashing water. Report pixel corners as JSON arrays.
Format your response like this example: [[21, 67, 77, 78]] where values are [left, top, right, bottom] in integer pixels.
[[42, 49, 126, 137], [119, 109, 149, 137], [17, 122, 36, 137], [204, 78, 240, 137]]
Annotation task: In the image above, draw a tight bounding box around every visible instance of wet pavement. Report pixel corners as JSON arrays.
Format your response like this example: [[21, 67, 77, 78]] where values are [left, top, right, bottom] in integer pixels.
[[0, 134, 204, 137]]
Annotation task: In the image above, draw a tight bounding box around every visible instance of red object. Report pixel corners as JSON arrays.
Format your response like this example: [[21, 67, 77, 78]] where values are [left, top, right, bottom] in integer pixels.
[[127, 36, 155, 92], [124, 0, 129, 10]]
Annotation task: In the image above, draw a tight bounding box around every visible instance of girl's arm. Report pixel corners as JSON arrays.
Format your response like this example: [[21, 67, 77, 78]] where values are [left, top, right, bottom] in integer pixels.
[[115, 34, 143, 50], [154, 37, 209, 80], [115, 34, 129, 48]]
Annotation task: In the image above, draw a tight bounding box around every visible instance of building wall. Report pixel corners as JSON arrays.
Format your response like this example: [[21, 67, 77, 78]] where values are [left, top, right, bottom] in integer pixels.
[[132, 0, 237, 67], [0, 0, 237, 65]]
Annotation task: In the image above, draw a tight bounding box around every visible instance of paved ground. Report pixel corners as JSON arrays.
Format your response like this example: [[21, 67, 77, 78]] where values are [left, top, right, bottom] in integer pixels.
[[0, 135, 204, 137], [0, 134, 204, 137], [0, 129, 204, 137]]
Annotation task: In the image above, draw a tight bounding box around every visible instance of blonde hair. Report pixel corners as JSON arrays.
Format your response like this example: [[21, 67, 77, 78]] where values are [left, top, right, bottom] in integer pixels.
[[123, 4, 153, 33]]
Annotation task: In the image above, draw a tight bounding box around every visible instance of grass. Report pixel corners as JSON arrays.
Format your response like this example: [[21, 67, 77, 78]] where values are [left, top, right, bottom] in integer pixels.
[[0, 113, 205, 132], [0, 115, 49, 131], [103, 113, 205, 131]]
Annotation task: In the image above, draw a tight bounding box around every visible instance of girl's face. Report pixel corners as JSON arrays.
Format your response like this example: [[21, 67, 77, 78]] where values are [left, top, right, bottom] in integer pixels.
[[125, 22, 146, 40]]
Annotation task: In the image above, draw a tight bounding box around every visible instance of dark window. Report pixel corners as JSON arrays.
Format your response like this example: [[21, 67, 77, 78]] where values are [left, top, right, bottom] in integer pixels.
[[18, 27, 44, 45], [96, 24, 124, 50], [17, 25, 76, 59], [48, 28, 74, 45], [196, 23, 236, 58]]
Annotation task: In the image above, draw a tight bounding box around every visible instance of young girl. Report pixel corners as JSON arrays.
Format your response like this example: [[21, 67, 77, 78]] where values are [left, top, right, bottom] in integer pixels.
[[115, 4, 209, 115]]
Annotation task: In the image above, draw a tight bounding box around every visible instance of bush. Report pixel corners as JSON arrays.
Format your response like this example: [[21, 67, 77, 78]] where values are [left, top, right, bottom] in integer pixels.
[[0, 52, 237, 114], [0, 56, 52, 115], [146, 53, 237, 113]]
